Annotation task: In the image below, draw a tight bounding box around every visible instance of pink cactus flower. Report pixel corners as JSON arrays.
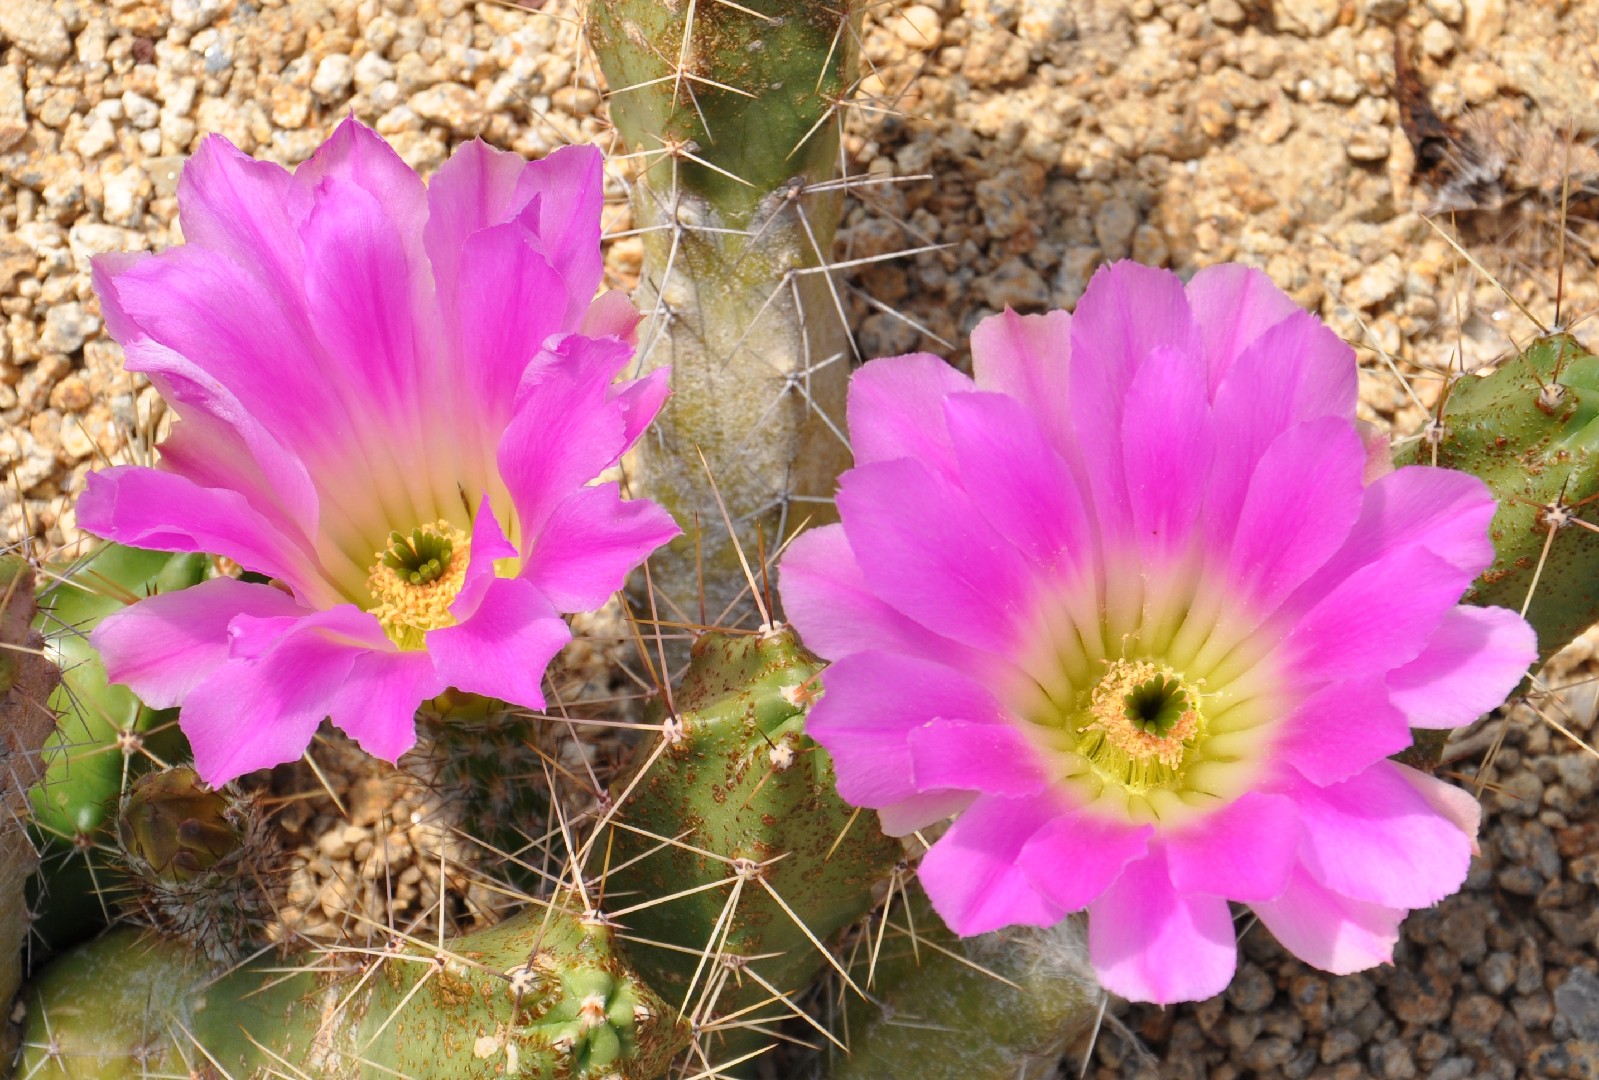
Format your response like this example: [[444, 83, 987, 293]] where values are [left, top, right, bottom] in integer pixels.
[[82, 119, 677, 785], [779, 261, 1535, 1004]]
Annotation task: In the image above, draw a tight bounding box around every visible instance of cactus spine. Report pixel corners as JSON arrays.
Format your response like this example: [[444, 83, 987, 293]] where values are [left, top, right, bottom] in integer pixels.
[[115, 766, 278, 963], [15, 900, 687, 1079], [588, 0, 860, 621], [405, 691, 556, 888]]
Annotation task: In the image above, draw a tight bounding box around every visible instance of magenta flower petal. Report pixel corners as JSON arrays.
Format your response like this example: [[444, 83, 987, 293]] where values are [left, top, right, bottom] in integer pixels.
[[1284, 546, 1476, 680], [82, 122, 673, 785], [918, 795, 1071, 934], [1251, 867, 1406, 975], [522, 483, 680, 612], [1120, 343, 1214, 557], [498, 335, 631, 547], [907, 720, 1049, 797], [1276, 680, 1414, 786], [299, 173, 432, 411], [581, 288, 643, 342], [95, 244, 332, 468], [182, 607, 384, 781], [1165, 791, 1301, 902], [1388, 605, 1537, 728], [1224, 418, 1365, 614], [1205, 310, 1357, 542], [92, 578, 309, 710], [806, 650, 1009, 819], [1020, 812, 1153, 912], [93, 259, 320, 533], [79, 468, 328, 605], [969, 308, 1073, 452], [174, 134, 310, 296], [612, 366, 672, 449], [782, 260, 1532, 1003], [1394, 765, 1483, 849], [449, 216, 569, 432], [838, 458, 1035, 656], [778, 526, 986, 675], [515, 145, 607, 322], [424, 138, 536, 289], [1088, 848, 1236, 1005], [450, 497, 520, 623], [1069, 262, 1200, 537], [327, 649, 448, 762], [425, 140, 603, 328], [1310, 466, 1498, 586], [1290, 761, 1473, 908], [297, 118, 429, 233], [878, 791, 976, 837], [945, 392, 1092, 572], [846, 352, 975, 478], [1183, 263, 1302, 389], [427, 576, 569, 710]]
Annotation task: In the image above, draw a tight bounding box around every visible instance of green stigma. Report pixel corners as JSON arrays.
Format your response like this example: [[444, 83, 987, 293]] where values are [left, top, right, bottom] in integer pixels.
[[1122, 675, 1189, 737], [382, 527, 456, 587]]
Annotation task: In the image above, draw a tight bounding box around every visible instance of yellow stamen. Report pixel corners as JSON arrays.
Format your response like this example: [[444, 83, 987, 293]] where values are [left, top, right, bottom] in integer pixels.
[[1079, 659, 1201, 786], [365, 521, 471, 650]]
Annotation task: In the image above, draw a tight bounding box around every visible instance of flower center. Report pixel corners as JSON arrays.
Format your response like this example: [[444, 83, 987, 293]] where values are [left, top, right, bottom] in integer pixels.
[[1009, 565, 1293, 826], [365, 522, 470, 649], [1078, 659, 1202, 787]]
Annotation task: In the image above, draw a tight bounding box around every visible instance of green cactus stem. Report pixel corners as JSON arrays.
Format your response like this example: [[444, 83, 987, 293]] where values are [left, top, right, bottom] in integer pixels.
[[25, 543, 208, 952], [30, 544, 208, 842], [597, 626, 900, 1067], [16, 900, 687, 1079], [1398, 332, 1599, 663], [404, 690, 556, 896], [825, 882, 1102, 1080], [1394, 332, 1599, 769], [588, 0, 861, 623], [1, 555, 58, 1060]]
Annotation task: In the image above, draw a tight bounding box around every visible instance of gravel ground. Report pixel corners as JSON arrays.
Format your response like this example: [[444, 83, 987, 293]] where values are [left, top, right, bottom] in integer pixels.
[[4, 0, 1599, 1076]]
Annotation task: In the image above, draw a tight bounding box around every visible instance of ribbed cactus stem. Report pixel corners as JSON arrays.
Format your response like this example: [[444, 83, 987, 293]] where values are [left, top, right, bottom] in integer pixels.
[[589, 0, 860, 621], [599, 627, 899, 1067], [827, 884, 1101, 1080], [1, 555, 57, 1059], [16, 901, 687, 1078]]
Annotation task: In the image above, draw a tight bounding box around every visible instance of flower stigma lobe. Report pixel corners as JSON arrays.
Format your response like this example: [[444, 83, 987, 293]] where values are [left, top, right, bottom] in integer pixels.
[[1081, 657, 1201, 781], [366, 521, 471, 649]]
